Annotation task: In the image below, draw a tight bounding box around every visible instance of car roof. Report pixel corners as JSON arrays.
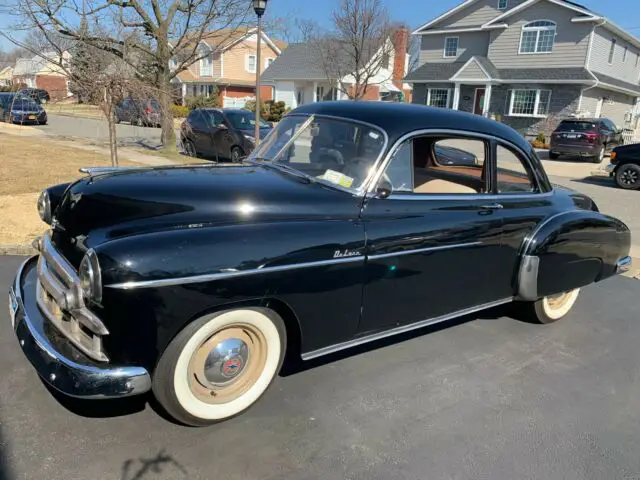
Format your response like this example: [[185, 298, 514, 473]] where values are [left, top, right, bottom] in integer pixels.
[[291, 101, 532, 152]]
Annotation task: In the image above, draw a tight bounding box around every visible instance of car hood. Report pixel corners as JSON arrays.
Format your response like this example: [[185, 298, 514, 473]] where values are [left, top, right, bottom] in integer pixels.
[[51, 164, 358, 261]]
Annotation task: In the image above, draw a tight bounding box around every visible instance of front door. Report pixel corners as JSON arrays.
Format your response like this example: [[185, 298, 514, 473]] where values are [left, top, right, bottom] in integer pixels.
[[474, 88, 486, 115], [358, 133, 512, 335]]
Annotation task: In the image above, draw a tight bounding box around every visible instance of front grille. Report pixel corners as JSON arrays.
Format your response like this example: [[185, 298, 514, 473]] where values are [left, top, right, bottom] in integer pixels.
[[35, 232, 109, 362]]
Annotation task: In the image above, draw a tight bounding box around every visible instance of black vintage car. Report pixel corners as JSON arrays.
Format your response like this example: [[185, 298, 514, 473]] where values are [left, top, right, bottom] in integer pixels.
[[606, 143, 640, 190], [9, 102, 632, 426]]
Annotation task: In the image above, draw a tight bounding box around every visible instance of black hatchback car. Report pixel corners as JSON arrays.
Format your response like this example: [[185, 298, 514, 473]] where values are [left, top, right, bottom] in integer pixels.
[[180, 108, 273, 162], [549, 118, 622, 163], [114, 97, 162, 127], [0, 93, 47, 125]]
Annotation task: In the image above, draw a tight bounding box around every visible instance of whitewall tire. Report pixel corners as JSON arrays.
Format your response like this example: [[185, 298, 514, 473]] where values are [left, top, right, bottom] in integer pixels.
[[153, 308, 286, 426], [521, 289, 581, 324]]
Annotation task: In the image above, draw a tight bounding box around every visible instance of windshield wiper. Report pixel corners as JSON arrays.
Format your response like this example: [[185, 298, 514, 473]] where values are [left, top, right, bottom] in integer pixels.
[[253, 160, 313, 184]]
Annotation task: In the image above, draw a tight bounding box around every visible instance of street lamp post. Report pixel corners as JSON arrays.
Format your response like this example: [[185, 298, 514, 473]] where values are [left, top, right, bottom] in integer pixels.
[[252, 0, 268, 145]]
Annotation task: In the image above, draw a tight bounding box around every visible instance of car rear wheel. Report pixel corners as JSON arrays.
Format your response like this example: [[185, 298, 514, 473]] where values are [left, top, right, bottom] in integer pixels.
[[521, 289, 581, 324], [549, 151, 559, 160], [615, 163, 640, 190], [183, 140, 198, 158], [152, 308, 286, 426], [230, 146, 243, 163], [591, 147, 605, 164]]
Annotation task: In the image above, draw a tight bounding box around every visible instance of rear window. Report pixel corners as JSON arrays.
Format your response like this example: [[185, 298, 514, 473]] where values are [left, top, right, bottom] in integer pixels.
[[556, 121, 597, 132]]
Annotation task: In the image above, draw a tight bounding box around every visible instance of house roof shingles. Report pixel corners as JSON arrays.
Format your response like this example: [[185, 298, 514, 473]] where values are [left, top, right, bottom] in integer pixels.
[[261, 44, 329, 82], [592, 73, 640, 95]]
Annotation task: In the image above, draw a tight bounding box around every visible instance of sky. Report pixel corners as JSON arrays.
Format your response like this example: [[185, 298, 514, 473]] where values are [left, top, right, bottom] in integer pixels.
[[2, 0, 640, 51]]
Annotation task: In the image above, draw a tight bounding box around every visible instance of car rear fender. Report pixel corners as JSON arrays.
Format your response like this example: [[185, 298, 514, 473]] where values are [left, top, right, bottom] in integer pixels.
[[516, 210, 631, 301]]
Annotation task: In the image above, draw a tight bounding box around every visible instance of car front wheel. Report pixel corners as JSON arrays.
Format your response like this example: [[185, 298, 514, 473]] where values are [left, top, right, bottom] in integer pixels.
[[230, 146, 243, 163], [520, 289, 581, 324], [153, 308, 286, 426], [615, 163, 640, 190]]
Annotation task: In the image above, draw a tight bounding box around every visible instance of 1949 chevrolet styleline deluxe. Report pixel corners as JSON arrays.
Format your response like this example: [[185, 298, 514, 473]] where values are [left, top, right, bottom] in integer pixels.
[[9, 101, 632, 426]]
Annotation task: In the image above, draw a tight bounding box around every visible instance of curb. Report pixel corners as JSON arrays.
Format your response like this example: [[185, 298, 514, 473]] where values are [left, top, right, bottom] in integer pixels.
[[0, 244, 37, 256]]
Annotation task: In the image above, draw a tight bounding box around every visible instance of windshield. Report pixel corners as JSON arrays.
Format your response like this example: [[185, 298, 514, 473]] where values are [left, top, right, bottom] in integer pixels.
[[226, 110, 271, 130], [249, 114, 386, 192], [556, 121, 597, 132]]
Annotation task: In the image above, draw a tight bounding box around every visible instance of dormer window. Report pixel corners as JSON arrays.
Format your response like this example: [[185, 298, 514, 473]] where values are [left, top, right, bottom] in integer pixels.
[[498, 0, 508, 10], [519, 20, 556, 54], [199, 44, 213, 76]]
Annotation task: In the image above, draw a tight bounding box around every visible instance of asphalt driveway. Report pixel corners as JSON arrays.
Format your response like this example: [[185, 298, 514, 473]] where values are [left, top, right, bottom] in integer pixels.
[[1, 255, 640, 479]]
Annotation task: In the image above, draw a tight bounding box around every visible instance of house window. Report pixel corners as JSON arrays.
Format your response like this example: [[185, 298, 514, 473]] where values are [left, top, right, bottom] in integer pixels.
[[246, 55, 257, 73], [498, 0, 508, 9], [608, 39, 617, 64], [265, 58, 274, 69], [508, 89, 551, 117], [444, 37, 459, 58], [635, 52, 639, 67], [623, 45, 628, 63], [519, 20, 556, 54], [316, 85, 325, 101], [200, 50, 213, 77], [427, 88, 450, 108]]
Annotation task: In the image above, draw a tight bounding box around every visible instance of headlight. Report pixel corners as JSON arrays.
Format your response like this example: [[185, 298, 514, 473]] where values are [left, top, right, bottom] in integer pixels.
[[79, 249, 102, 303], [37, 190, 52, 224], [243, 134, 256, 143]]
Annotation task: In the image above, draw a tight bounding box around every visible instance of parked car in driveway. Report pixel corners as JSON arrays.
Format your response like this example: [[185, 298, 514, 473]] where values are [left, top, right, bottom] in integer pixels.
[[10, 102, 631, 426], [17, 88, 50, 104], [0, 93, 47, 125], [606, 143, 640, 190], [180, 108, 273, 162], [114, 97, 161, 127], [549, 118, 623, 163]]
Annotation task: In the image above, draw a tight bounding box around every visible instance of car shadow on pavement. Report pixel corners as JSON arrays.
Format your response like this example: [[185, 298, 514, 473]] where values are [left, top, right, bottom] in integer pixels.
[[0, 422, 13, 480], [280, 303, 513, 377], [569, 176, 618, 189]]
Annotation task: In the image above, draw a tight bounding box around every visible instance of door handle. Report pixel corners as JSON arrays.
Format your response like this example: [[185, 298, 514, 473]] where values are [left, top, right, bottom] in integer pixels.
[[480, 203, 503, 210]]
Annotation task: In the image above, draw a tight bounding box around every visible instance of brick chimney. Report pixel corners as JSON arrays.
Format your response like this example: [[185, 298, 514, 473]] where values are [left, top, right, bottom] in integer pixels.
[[391, 27, 409, 90]]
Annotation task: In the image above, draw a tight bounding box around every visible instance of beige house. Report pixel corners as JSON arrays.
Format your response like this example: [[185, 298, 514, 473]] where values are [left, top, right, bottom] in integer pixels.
[[12, 51, 71, 100], [171, 28, 287, 108]]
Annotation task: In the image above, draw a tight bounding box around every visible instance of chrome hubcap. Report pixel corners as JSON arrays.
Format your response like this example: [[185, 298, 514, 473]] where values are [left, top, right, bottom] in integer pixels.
[[204, 338, 249, 385]]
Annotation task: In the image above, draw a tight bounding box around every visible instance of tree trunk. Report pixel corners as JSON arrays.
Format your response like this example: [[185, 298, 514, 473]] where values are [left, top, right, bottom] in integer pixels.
[[159, 78, 176, 153], [108, 112, 119, 167]]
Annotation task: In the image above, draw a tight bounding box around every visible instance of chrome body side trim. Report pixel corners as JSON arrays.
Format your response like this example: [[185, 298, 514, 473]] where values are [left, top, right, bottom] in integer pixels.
[[368, 241, 482, 260], [11, 257, 151, 399], [616, 256, 632, 274], [301, 297, 513, 360], [79, 167, 142, 175], [107, 255, 366, 290], [517, 255, 539, 301]]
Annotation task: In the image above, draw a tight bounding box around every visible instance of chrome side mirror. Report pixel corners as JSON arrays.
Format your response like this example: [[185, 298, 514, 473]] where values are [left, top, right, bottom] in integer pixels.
[[375, 179, 393, 199]]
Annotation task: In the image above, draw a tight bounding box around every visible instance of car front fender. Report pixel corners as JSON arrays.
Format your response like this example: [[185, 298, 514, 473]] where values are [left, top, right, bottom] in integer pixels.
[[516, 209, 631, 301]]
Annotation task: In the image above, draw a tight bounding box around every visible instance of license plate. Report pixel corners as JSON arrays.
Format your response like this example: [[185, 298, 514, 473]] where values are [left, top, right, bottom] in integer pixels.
[[9, 288, 17, 329], [28, 115, 36, 120], [566, 134, 579, 139]]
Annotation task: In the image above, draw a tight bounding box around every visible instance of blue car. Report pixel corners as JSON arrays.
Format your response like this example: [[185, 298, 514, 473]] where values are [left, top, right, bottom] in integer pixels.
[[0, 93, 48, 125]]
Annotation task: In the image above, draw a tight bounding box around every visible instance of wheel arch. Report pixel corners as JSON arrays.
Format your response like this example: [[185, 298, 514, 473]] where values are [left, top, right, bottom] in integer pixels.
[[153, 296, 303, 374], [515, 209, 631, 301]]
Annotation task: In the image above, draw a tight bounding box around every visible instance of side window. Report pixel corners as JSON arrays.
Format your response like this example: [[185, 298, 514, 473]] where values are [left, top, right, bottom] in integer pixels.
[[495, 144, 537, 194], [187, 110, 205, 129], [381, 136, 488, 195], [211, 111, 224, 126]]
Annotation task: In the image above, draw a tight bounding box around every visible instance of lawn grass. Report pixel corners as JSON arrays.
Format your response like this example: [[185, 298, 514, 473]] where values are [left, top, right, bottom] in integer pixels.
[[0, 133, 138, 244]]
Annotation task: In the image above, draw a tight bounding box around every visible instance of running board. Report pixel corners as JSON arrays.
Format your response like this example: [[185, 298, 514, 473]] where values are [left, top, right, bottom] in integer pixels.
[[301, 297, 513, 361]]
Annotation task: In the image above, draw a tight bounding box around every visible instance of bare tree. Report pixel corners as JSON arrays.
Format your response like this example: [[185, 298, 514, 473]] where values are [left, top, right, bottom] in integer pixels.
[[9, 0, 251, 152], [313, 0, 394, 100]]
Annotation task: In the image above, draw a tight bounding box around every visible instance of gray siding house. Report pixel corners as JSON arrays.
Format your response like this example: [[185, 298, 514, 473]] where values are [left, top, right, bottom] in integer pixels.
[[406, 0, 640, 138]]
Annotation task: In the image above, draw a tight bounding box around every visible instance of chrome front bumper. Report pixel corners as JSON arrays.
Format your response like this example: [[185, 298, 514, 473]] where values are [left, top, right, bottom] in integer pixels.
[[605, 163, 616, 174], [9, 257, 151, 399], [616, 256, 633, 274]]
